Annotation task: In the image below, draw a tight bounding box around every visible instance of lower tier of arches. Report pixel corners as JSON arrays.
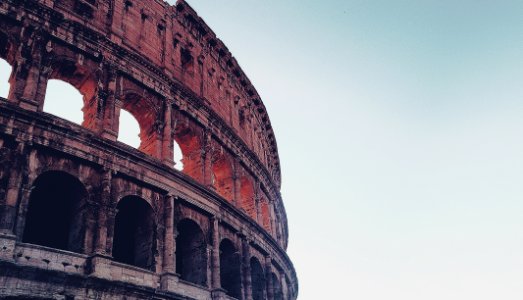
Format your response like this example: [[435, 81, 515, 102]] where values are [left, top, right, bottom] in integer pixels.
[[0, 103, 297, 300]]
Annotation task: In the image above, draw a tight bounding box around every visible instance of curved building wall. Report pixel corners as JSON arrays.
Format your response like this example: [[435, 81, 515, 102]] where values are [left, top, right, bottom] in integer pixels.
[[0, 0, 297, 299]]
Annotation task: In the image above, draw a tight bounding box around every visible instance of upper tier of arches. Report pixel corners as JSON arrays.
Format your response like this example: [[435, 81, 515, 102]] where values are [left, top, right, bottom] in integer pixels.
[[43, 0, 282, 187], [0, 0, 289, 249]]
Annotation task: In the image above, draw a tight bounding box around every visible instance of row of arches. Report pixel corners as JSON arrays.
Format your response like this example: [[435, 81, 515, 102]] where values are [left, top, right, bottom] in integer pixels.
[[0, 55, 277, 237], [0, 58, 177, 167], [19, 170, 288, 299]]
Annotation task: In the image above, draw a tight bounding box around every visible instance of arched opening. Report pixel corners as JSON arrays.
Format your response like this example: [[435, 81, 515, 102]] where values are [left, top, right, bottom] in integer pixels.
[[219, 239, 241, 299], [240, 176, 256, 219], [173, 139, 184, 171], [120, 93, 161, 157], [45, 57, 99, 128], [22, 171, 88, 253], [43, 79, 84, 125], [0, 59, 12, 99], [272, 273, 284, 300], [117, 109, 141, 148], [250, 257, 266, 300], [112, 196, 156, 270], [0, 32, 12, 99], [212, 153, 234, 202], [175, 219, 207, 286], [174, 124, 203, 181]]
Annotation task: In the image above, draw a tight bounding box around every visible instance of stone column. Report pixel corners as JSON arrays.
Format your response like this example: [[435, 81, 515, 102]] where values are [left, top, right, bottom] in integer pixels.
[[11, 146, 34, 239], [211, 216, 229, 299], [0, 144, 27, 262], [265, 256, 274, 300], [88, 203, 117, 280], [8, 38, 50, 112], [94, 170, 112, 254], [162, 195, 175, 273], [0, 155, 22, 234], [102, 206, 116, 255], [101, 86, 121, 141], [161, 195, 179, 290], [206, 245, 213, 288], [242, 237, 253, 300], [211, 216, 221, 289], [87, 170, 115, 280], [162, 101, 174, 166], [237, 234, 246, 300]]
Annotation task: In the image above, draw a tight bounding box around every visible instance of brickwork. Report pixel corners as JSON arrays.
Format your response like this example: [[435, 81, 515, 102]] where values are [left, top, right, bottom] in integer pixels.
[[0, 0, 297, 299]]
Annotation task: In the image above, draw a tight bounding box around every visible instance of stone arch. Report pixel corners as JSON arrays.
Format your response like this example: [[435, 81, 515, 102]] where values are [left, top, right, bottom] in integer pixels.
[[117, 109, 141, 148], [219, 238, 241, 299], [46, 55, 99, 129], [211, 147, 234, 202], [175, 218, 207, 286], [250, 257, 266, 300], [22, 171, 89, 253], [173, 117, 204, 181], [240, 174, 256, 219], [112, 195, 157, 270], [118, 89, 162, 157], [43, 79, 84, 125], [272, 272, 284, 300]]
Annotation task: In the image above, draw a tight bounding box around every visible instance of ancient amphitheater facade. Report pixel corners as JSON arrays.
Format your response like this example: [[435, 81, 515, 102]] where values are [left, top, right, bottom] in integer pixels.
[[0, 0, 297, 299]]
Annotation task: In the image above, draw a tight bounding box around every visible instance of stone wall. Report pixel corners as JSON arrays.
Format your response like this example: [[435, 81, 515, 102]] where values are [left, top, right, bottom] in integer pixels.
[[0, 0, 297, 299]]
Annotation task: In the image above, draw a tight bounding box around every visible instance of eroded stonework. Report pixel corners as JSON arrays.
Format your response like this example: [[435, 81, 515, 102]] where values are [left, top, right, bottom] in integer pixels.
[[0, 0, 297, 299]]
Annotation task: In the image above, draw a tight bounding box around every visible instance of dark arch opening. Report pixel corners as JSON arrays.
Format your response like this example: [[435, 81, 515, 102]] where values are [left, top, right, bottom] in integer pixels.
[[219, 239, 241, 299], [250, 257, 266, 300], [112, 196, 156, 270], [272, 273, 284, 300], [22, 171, 88, 253], [175, 219, 207, 286]]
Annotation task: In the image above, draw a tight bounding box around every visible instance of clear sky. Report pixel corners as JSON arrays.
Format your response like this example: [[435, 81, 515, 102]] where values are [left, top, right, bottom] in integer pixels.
[[2, 1, 523, 299], [175, 1, 523, 299]]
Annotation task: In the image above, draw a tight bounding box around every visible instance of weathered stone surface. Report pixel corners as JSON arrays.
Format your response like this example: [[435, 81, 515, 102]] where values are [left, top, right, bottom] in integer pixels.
[[0, 0, 297, 299]]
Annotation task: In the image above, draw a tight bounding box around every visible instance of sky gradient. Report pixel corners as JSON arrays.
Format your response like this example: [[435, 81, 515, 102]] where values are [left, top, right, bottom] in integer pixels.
[[175, 1, 523, 299], [2, 1, 523, 299]]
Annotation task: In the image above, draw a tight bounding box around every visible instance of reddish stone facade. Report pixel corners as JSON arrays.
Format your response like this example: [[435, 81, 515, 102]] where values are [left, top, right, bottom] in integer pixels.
[[0, 0, 297, 299]]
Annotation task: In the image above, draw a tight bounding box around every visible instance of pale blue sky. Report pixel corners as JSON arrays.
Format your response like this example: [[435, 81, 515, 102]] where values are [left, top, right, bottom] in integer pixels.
[[175, 1, 523, 299], [1, 1, 523, 299]]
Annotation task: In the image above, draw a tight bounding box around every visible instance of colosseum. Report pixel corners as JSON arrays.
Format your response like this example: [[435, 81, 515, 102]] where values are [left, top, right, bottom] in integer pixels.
[[0, 0, 298, 299]]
